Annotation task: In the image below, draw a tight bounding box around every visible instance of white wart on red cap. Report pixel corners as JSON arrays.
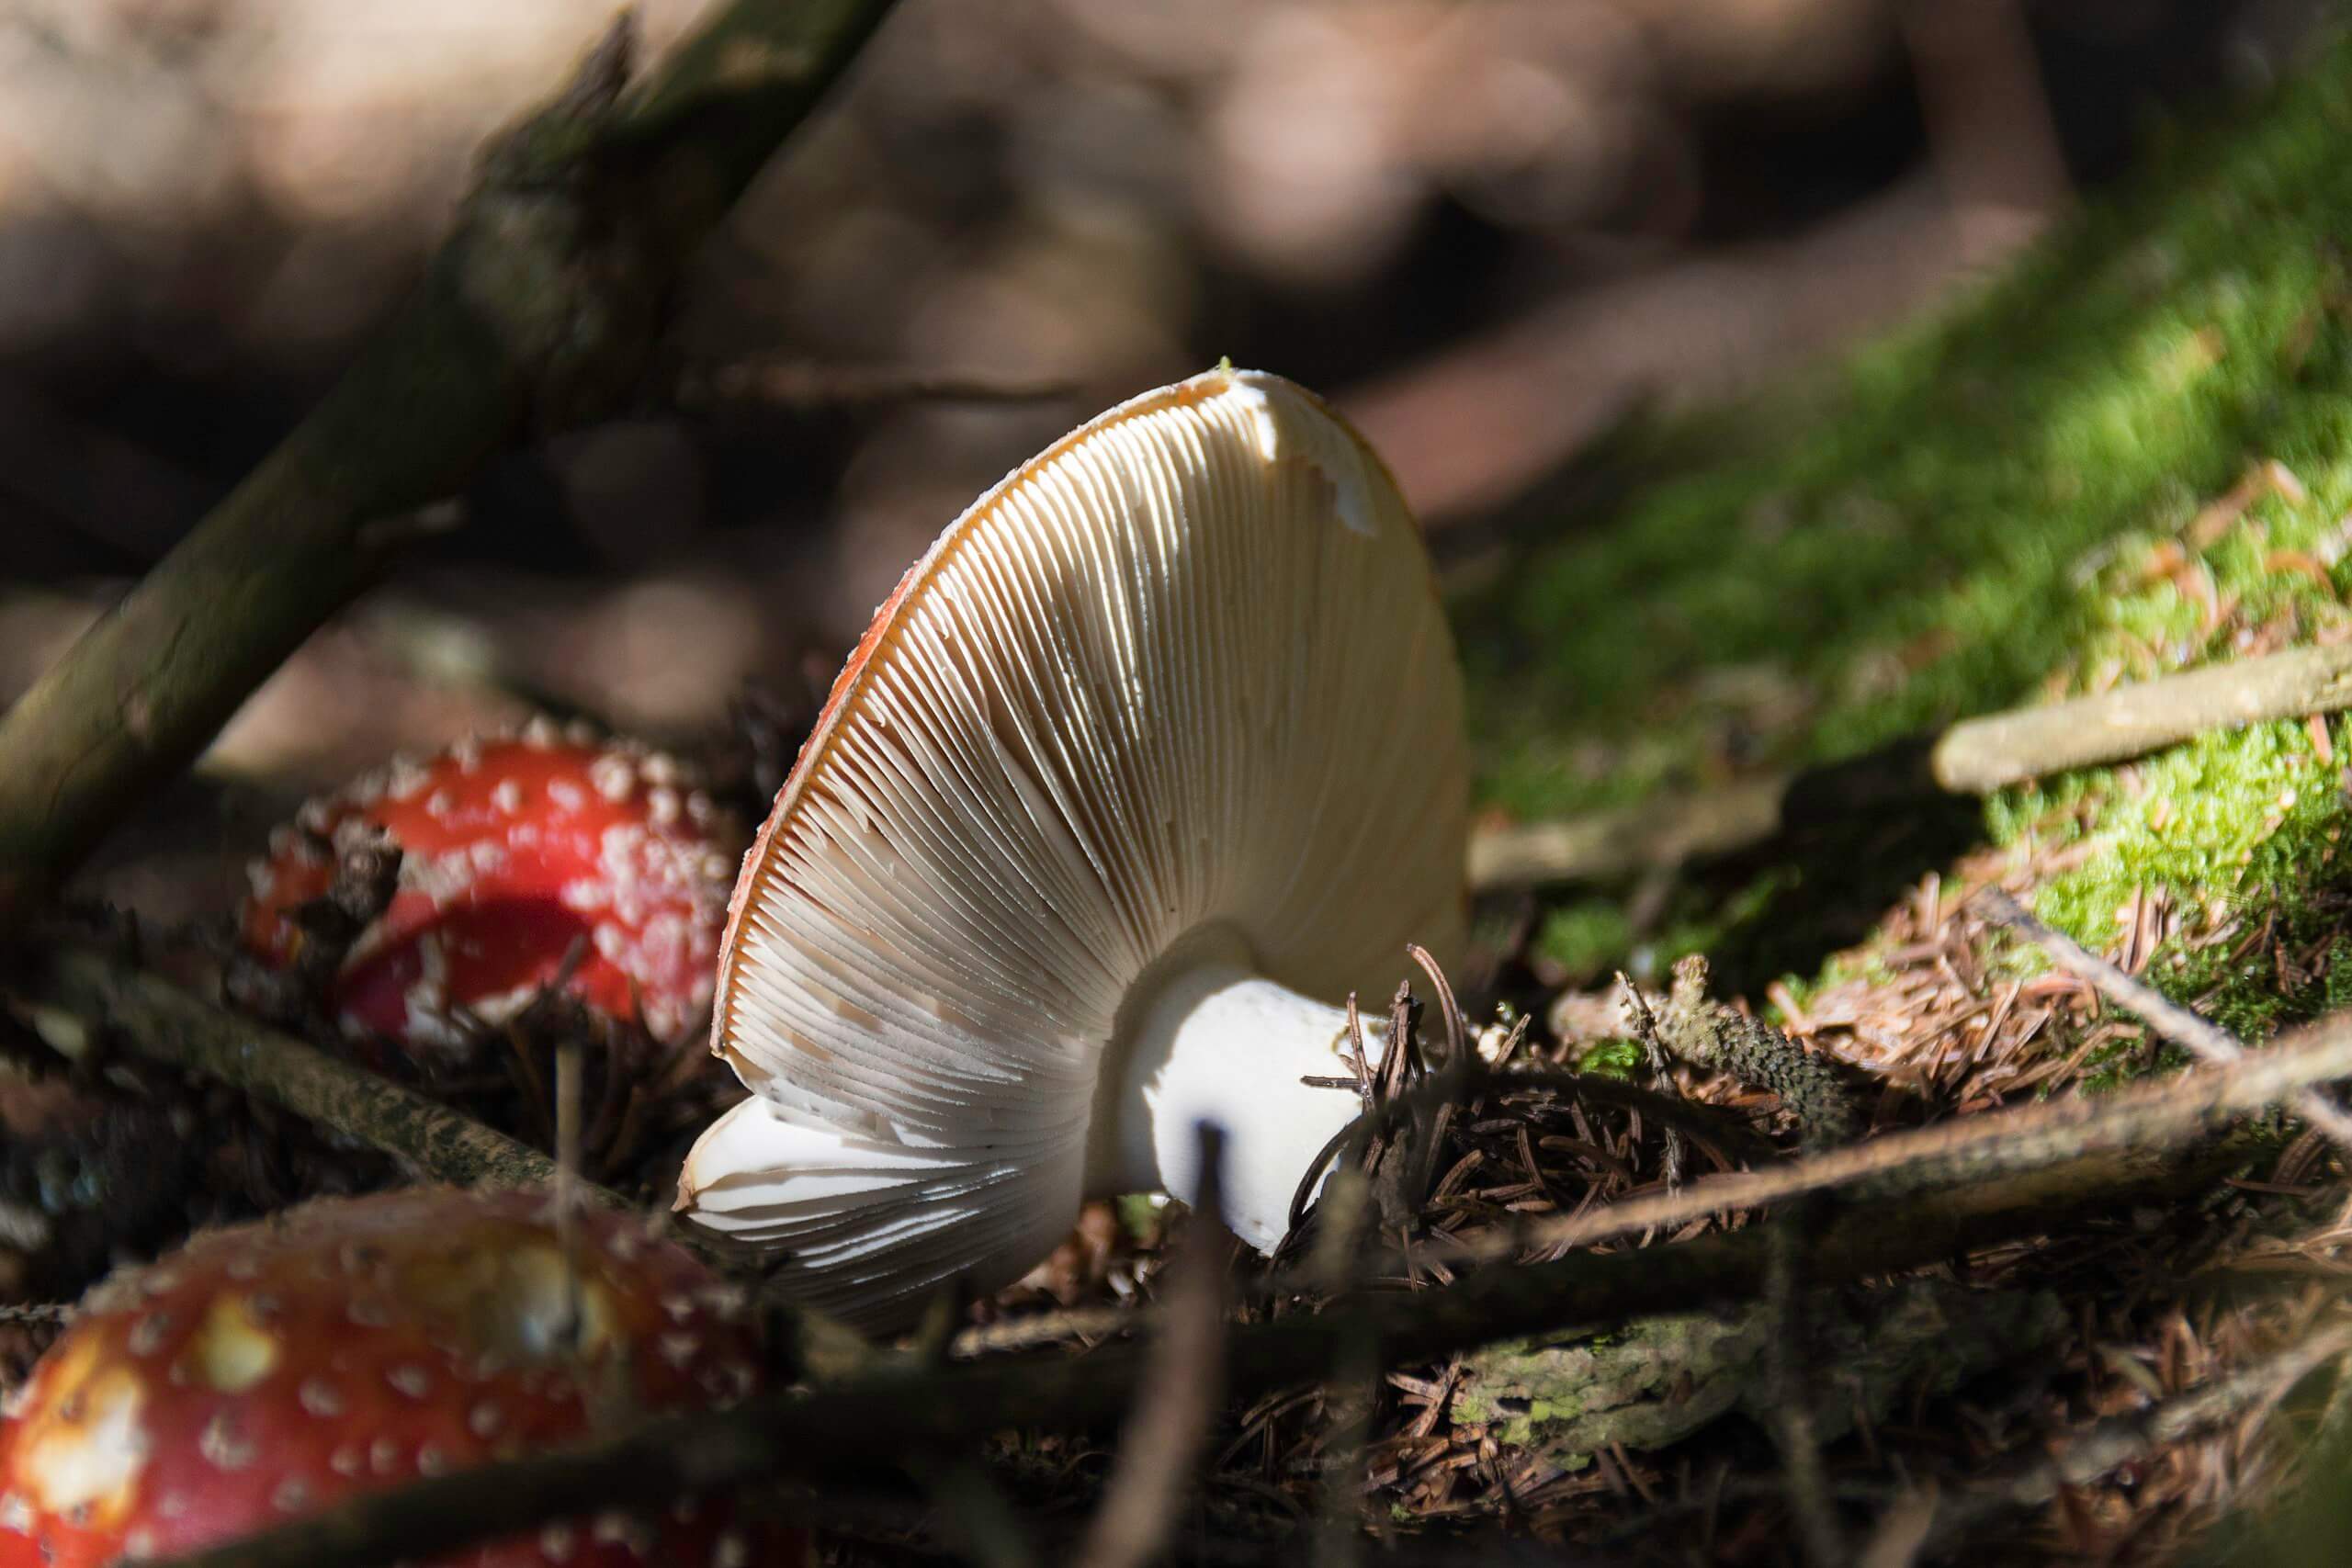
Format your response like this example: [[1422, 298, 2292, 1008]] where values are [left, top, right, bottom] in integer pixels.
[[678, 367, 1468, 1325]]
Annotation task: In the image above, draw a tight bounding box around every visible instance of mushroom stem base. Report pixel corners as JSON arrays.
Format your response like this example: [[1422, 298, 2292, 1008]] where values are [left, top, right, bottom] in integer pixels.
[[1100, 955, 1383, 1250]]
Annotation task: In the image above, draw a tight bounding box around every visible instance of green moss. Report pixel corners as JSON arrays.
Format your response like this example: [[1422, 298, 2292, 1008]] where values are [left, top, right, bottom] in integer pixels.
[[1575, 1039, 1646, 1077], [2004, 718, 2351, 1037], [1458, 1286, 2065, 1472], [1489, 30, 2352, 1035], [1114, 1192, 1165, 1246], [1537, 899, 1635, 986]]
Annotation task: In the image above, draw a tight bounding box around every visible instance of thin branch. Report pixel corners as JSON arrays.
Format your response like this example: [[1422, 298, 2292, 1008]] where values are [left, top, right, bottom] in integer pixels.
[[1075, 1126, 1232, 1568], [1469, 773, 1790, 888], [1761, 1220, 1846, 1568], [951, 1306, 1141, 1359], [1932, 640, 2352, 792], [10, 942, 589, 1200], [0, 0, 899, 927], [1471, 640, 2352, 888], [1975, 885, 2352, 1150]]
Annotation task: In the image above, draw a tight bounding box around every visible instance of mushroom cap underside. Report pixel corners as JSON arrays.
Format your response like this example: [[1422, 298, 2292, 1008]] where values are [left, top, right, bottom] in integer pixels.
[[686, 367, 1469, 1316]]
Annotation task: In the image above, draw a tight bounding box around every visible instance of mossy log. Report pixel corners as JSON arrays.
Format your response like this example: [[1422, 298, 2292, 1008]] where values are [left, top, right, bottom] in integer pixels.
[[1452, 1279, 2065, 1467]]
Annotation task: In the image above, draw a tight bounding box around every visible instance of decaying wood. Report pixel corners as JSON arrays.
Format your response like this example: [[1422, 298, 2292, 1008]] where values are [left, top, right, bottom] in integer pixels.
[[1453, 1278, 2064, 1470], [0, 0, 898, 928], [1075, 1130, 1233, 1568]]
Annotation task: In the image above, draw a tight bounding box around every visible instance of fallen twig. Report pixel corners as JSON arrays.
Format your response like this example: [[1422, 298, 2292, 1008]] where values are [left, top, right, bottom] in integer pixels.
[[1762, 1221, 1846, 1568], [951, 1305, 1141, 1358], [1471, 640, 2352, 888], [11, 943, 587, 1199], [1975, 886, 2352, 1151], [0, 0, 898, 927], [1469, 773, 1792, 888], [1931, 640, 2352, 792]]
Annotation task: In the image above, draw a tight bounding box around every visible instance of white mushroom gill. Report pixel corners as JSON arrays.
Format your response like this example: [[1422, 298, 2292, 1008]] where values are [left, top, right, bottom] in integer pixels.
[[680, 368, 1467, 1325]]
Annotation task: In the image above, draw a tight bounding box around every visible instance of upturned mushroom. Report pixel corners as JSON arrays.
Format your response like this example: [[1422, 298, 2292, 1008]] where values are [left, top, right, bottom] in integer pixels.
[[241, 723, 739, 1055], [678, 367, 1467, 1324], [0, 1187, 800, 1566]]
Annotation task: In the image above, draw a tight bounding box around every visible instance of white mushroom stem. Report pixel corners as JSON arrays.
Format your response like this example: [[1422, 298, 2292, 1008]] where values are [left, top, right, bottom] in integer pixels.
[[1093, 936, 1386, 1251], [680, 933, 1397, 1317]]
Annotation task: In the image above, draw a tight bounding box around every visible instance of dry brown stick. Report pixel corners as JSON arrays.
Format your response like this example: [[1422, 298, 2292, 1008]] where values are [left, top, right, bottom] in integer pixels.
[[1306, 1167, 1379, 1568], [0, 0, 897, 928], [1932, 640, 2352, 791], [1435, 1004, 2352, 1268], [1468, 773, 1789, 888], [1075, 1127, 1233, 1568], [1471, 640, 2352, 888], [950, 1305, 1140, 1358], [1762, 1220, 1845, 1568], [1975, 885, 2352, 1150], [11, 943, 586, 1199], [149, 1131, 2242, 1568]]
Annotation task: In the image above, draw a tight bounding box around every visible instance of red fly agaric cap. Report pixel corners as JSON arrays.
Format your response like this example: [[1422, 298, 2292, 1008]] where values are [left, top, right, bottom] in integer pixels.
[[0, 1187, 799, 1567], [241, 722, 739, 1053], [679, 367, 1469, 1324]]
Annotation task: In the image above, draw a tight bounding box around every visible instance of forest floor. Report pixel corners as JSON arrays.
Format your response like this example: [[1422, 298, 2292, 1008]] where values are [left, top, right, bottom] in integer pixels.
[[11, 16, 2352, 1568]]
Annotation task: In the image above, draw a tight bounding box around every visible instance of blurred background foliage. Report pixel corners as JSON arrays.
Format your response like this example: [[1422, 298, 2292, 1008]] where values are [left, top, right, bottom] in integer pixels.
[[0, 0, 2333, 917]]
